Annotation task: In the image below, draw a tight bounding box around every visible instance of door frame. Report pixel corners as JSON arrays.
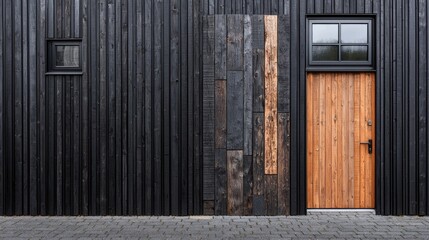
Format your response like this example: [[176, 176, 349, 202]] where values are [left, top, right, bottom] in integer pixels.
[[300, 14, 379, 213]]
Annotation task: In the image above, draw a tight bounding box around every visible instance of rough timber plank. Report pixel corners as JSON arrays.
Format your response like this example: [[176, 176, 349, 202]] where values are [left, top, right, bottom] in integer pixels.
[[215, 80, 227, 149], [227, 15, 244, 71], [214, 15, 226, 80], [214, 148, 227, 215], [203, 16, 215, 201], [243, 15, 253, 155], [278, 113, 291, 215], [264, 16, 278, 175], [227, 71, 244, 149], [252, 113, 265, 215], [227, 150, 244, 215]]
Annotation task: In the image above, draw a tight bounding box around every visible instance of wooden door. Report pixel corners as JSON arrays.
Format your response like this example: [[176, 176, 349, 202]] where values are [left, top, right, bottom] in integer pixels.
[[306, 72, 375, 209]]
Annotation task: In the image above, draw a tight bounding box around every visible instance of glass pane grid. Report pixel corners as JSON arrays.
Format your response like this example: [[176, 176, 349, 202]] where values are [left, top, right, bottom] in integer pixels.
[[309, 19, 371, 64]]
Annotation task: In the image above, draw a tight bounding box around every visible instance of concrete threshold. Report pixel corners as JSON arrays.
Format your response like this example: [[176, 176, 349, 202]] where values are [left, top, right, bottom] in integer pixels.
[[307, 209, 375, 214]]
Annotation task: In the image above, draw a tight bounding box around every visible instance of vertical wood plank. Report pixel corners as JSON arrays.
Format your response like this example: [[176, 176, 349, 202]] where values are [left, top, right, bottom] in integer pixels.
[[134, 0, 143, 216], [214, 15, 226, 80], [264, 175, 278, 215], [4, 0, 13, 216], [179, 0, 189, 215], [114, 0, 122, 215], [154, 0, 163, 216], [227, 150, 243, 215], [81, 0, 89, 215], [107, 0, 116, 215], [163, 0, 171, 215], [227, 71, 244, 149], [144, 0, 153, 215], [193, 0, 202, 214], [252, 16, 264, 114], [243, 155, 253, 215], [120, 0, 128, 215], [418, 0, 427, 215], [227, 15, 243, 71], [22, 0, 29, 215], [243, 15, 253, 156], [278, 113, 290, 215], [214, 148, 227, 215], [0, 0, 3, 215], [215, 80, 227, 149], [127, 0, 136, 215], [31, 1, 41, 214], [14, 0, 23, 215], [278, 15, 290, 113], [252, 113, 265, 215], [202, 15, 215, 202], [264, 16, 278, 175], [99, 0, 107, 216]]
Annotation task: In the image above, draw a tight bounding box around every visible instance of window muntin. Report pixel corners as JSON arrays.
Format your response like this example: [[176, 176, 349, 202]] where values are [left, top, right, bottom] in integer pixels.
[[308, 18, 373, 70]]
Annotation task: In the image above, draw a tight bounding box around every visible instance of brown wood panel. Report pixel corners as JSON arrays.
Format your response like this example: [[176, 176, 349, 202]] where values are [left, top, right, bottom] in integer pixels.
[[264, 15, 278, 175], [227, 150, 244, 215], [307, 72, 375, 209]]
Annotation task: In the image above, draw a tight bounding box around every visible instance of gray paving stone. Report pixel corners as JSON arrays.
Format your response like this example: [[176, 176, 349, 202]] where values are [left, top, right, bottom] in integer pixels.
[[0, 213, 429, 239]]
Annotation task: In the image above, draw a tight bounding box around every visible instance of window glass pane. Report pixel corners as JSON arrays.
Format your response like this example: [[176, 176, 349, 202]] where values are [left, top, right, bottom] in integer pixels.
[[312, 46, 339, 61], [56, 45, 80, 67], [341, 46, 368, 61], [312, 24, 338, 43], [341, 24, 368, 43]]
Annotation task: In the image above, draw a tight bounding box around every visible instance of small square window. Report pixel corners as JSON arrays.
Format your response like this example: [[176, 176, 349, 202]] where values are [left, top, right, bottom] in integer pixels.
[[307, 18, 374, 71], [47, 40, 82, 73]]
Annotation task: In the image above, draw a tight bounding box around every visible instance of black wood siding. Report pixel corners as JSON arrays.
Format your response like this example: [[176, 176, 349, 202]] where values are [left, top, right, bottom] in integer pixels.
[[1, 0, 429, 216], [0, 0, 202, 216]]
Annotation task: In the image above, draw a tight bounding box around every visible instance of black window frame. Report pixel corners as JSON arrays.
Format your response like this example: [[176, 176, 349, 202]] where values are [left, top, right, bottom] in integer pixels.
[[47, 39, 82, 74], [307, 17, 374, 71]]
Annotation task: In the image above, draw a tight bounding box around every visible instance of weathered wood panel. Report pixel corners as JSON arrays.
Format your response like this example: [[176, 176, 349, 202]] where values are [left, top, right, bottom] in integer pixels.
[[227, 15, 244, 71], [227, 71, 244, 149], [278, 113, 290, 215], [204, 14, 290, 216], [264, 16, 278, 175], [214, 15, 226, 80], [243, 15, 253, 156], [227, 150, 244, 215], [203, 15, 215, 201], [253, 113, 265, 215]]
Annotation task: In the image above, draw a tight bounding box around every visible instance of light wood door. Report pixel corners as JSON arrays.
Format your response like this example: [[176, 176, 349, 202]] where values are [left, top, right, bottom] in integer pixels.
[[306, 72, 375, 209]]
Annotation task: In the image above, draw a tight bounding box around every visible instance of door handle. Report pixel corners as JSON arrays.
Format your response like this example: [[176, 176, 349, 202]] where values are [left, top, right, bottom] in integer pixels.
[[360, 139, 372, 154]]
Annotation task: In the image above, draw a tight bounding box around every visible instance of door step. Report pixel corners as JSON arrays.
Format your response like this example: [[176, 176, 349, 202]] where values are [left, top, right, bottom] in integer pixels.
[[307, 209, 375, 214]]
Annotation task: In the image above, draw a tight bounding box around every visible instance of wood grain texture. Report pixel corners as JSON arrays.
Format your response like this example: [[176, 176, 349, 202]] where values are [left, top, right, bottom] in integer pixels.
[[307, 73, 375, 209], [252, 113, 265, 206], [215, 148, 227, 215], [227, 15, 243, 71], [227, 150, 244, 215], [203, 15, 215, 201], [214, 15, 226, 80], [227, 71, 244, 149], [215, 80, 227, 148], [264, 16, 278, 175], [278, 113, 290, 215], [243, 15, 253, 156]]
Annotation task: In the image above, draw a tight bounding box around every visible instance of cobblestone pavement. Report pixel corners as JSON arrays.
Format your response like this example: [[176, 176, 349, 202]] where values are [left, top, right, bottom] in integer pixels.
[[1, 212, 429, 239]]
